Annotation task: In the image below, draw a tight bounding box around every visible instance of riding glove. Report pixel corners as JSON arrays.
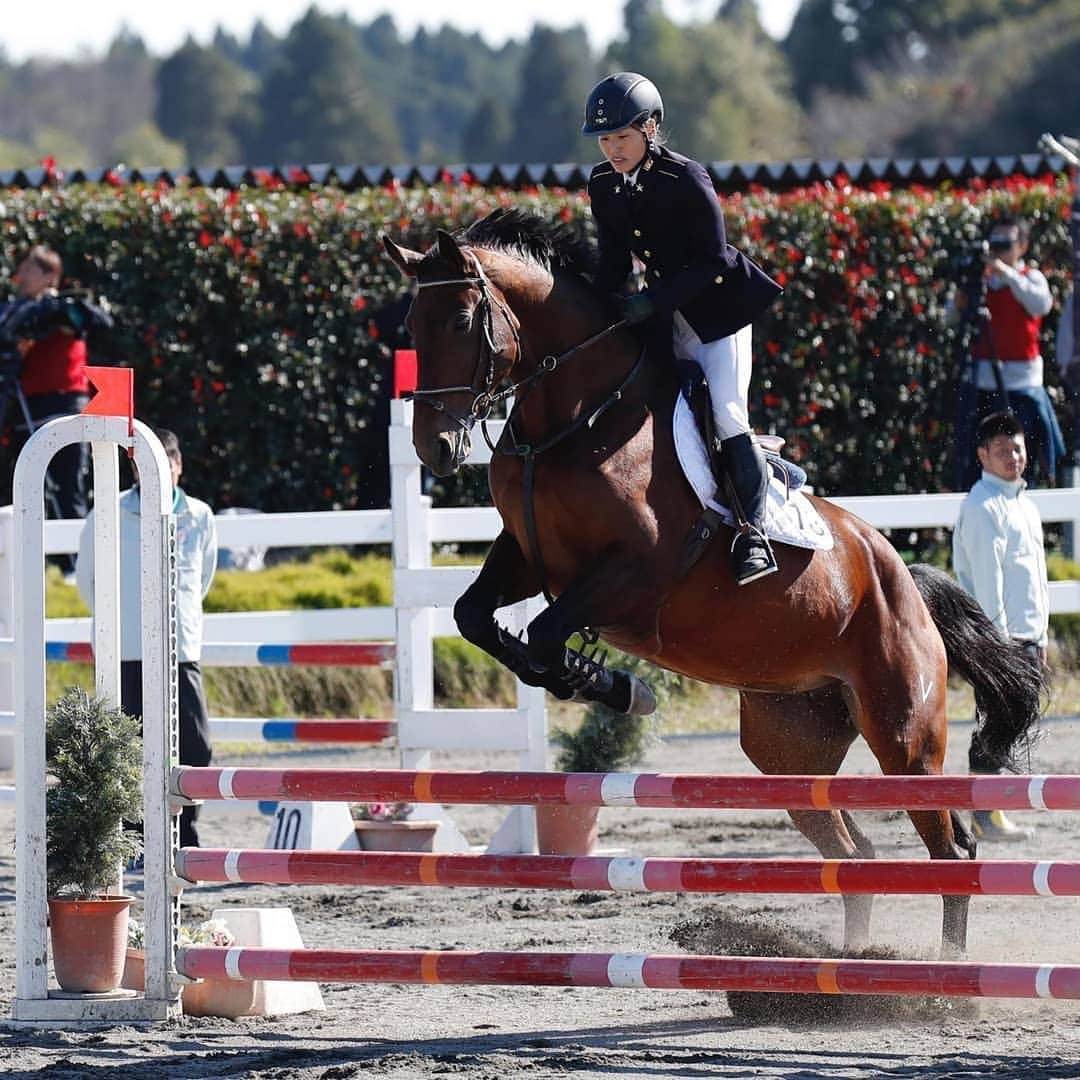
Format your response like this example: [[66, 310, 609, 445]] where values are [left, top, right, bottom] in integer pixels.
[[620, 292, 655, 325]]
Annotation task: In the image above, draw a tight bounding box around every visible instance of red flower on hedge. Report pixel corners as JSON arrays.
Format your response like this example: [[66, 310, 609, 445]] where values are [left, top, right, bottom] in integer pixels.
[[198, 230, 214, 248]]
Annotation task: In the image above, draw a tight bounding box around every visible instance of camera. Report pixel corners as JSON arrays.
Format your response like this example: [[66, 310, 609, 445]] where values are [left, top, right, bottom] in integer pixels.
[[952, 238, 990, 276]]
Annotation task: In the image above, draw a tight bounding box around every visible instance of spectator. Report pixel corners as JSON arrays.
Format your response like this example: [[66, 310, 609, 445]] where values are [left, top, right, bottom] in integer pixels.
[[8, 248, 88, 562], [952, 411, 1048, 842], [76, 428, 217, 849], [955, 217, 1063, 489]]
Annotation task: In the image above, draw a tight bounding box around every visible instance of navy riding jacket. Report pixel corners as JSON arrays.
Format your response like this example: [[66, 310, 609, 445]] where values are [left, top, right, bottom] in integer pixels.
[[588, 145, 781, 343]]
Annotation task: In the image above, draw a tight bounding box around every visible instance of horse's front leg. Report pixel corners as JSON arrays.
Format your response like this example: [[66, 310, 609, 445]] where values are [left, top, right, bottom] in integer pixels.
[[523, 556, 657, 717], [453, 529, 559, 689]]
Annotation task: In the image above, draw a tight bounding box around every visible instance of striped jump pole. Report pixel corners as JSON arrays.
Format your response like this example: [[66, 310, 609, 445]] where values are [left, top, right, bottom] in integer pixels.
[[177, 849, 1080, 897], [0, 713, 396, 744], [177, 947, 1080, 1000], [174, 767, 1080, 811], [208, 718, 397, 744], [44, 641, 395, 668]]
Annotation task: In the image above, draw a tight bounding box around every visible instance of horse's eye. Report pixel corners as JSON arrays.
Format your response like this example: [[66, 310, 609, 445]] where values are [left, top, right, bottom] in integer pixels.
[[453, 312, 473, 334]]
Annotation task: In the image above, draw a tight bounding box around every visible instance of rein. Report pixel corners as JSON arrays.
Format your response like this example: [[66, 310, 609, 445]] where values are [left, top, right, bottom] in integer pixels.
[[408, 259, 641, 604]]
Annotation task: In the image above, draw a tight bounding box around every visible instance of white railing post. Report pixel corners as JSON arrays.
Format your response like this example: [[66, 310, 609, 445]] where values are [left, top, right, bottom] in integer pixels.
[[0, 506, 13, 771], [391, 398, 434, 770], [131, 424, 180, 1011]]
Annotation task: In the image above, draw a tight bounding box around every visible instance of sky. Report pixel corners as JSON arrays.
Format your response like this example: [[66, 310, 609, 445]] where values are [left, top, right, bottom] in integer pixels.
[[0, 1, 799, 61]]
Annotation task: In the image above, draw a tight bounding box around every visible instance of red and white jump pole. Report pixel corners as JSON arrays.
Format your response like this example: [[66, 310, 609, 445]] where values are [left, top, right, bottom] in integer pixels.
[[177, 849, 1080, 897], [174, 767, 1080, 811], [177, 947, 1080, 1000]]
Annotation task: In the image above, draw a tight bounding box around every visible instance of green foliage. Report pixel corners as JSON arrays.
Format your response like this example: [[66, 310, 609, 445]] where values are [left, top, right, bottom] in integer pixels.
[[253, 9, 402, 163], [46, 688, 143, 897], [433, 638, 515, 708], [205, 551, 392, 612], [550, 651, 682, 772], [109, 123, 188, 171], [510, 26, 597, 163], [155, 42, 259, 163], [1048, 554, 1080, 665], [0, 174, 1070, 509]]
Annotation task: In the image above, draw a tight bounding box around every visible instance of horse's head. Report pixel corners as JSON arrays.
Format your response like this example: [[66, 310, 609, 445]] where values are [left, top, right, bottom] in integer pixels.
[[383, 229, 521, 476]]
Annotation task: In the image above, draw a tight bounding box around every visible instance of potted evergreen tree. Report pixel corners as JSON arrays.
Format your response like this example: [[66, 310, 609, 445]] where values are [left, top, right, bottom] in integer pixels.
[[46, 687, 143, 993], [541, 653, 666, 855]]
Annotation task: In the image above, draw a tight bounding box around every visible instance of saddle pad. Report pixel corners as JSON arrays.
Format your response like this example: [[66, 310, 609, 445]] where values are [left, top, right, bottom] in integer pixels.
[[672, 395, 834, 552]]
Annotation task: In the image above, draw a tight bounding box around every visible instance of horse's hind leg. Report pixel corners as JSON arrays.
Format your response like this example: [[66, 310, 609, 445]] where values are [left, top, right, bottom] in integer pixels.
[[846, 648, 975, 957], [739, 687, 876, 951]]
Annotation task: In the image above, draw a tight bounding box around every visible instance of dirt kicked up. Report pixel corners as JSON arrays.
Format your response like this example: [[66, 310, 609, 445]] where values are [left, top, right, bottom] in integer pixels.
[[2, 716, 1079, 1079]]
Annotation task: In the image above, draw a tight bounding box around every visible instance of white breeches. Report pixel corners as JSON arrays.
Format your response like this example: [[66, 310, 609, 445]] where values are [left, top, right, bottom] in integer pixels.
[[671, 311, 753, 440]]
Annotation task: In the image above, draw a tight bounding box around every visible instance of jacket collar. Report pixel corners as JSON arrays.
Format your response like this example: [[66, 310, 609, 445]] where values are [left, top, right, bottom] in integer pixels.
[[124, 485, 186, 513], [979, 470, 1026, 496]]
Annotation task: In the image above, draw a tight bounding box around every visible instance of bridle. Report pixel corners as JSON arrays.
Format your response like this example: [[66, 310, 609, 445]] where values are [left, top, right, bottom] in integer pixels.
[[404, 248, 643, 607], [403, 256, 522, 436], [404, 253, 629, 453]]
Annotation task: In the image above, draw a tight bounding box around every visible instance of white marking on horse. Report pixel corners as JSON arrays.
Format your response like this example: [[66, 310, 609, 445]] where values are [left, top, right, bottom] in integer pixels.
[[919, 674, 934, 704]]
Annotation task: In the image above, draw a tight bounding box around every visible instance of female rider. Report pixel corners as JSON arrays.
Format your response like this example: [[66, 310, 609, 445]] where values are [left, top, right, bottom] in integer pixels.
[[583, 72, 783, 585]]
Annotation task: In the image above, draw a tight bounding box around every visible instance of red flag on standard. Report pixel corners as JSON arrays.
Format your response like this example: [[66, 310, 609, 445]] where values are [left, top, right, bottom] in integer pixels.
[[81, 366, 134, 430]]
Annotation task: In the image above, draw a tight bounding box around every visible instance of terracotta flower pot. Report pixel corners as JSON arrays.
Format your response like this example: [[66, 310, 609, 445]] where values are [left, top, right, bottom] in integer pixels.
[[121, 947, 145, 991], [48, 894, 134, 993], [182, 974, 258, 1019], [534, 805, 600, 855], [354, 820, 440, 851]]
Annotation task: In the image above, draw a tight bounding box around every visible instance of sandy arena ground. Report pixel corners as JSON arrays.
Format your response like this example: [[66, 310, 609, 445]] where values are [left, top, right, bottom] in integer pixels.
[[1, 715, 1079, 1078]]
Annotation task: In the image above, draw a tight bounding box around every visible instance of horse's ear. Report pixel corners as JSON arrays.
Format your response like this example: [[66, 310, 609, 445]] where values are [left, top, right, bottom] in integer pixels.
[[435, 229, 469, 274], [381, 234, 422, 279]]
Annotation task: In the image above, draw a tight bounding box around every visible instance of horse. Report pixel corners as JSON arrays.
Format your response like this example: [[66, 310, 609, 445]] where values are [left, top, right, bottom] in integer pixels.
[[383, 209, 1046, 957]]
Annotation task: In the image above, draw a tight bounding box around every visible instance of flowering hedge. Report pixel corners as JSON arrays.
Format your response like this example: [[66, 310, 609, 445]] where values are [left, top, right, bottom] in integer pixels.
[[0, 174, 1071, 510]]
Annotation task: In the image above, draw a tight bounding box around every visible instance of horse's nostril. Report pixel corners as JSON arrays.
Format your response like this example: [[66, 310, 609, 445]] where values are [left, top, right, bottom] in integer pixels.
[[432, 435, 456, 476]]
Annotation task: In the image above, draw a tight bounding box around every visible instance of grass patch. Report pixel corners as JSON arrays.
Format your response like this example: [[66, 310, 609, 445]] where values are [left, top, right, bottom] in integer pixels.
[[206, 550, 392, 612]]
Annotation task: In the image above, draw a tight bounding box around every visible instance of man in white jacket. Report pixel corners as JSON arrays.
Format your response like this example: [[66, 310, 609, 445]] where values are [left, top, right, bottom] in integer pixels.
[[76, 428, 218, 849], [952, 411, 1048, 842]]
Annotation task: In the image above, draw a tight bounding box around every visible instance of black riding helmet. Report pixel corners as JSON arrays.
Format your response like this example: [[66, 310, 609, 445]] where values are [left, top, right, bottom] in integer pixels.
[[581, 72, 664, 136]]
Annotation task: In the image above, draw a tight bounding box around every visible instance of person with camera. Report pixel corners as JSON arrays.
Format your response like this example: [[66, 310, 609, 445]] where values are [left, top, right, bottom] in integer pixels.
[[953, 217, 1062, 490], [1, 245, 111, 570], [952, 411, 1047, 842]]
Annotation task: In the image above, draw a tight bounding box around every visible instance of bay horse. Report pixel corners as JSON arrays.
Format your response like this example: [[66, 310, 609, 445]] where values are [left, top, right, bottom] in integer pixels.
[[383, 209, 1045, 957]]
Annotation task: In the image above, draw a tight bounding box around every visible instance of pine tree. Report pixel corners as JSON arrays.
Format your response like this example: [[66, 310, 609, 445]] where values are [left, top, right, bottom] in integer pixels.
[[253, 8, 402, 163]]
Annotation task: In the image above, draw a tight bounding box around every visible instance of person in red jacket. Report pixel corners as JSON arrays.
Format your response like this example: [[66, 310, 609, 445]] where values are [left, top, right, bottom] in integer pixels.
[[8, 246, 92, 566], [959, 217, 1064, 488]]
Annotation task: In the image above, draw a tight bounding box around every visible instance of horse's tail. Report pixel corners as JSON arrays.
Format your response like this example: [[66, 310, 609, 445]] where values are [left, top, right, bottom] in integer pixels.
[[909, 562, 1047, 771]]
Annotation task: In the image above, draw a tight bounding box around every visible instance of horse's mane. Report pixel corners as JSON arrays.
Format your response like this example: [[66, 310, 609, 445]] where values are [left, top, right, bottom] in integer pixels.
[[458, 208, 598, 283]]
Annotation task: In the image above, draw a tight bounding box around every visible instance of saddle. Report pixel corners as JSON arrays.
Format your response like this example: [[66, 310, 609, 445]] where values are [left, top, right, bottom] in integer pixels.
[[685, 376, 807, 496], [677, 373, 827, 577]]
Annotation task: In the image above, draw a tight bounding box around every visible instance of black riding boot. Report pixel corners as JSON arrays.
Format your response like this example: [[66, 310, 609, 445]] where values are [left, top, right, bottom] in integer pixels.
[[721, 433, 778, 586]]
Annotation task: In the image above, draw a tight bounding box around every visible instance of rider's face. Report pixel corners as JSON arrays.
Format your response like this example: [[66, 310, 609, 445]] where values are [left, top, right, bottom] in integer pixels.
[[598, 126, 649, 174]]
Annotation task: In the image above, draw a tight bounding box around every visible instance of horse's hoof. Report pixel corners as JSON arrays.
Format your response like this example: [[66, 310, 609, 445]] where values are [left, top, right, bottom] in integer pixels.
[[611, 670, 657, 716], [570, 670, 656, 716]]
